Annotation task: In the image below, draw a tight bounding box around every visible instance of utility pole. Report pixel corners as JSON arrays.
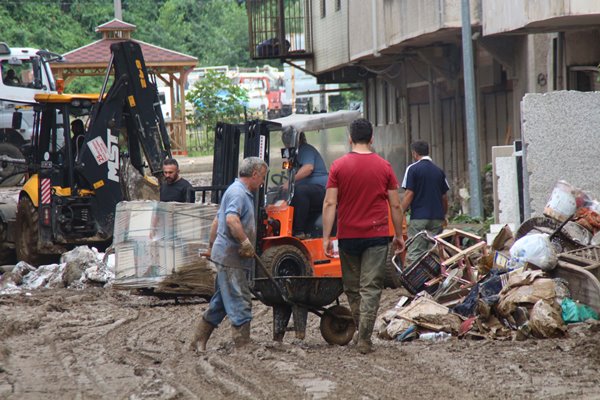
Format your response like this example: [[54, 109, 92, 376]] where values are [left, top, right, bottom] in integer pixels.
[[461, 0, 483, 218], [114, 0, 122, 20]]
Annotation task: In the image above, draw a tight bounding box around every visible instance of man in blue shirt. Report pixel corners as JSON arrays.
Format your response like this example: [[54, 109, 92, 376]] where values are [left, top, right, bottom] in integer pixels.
[[283, 127, 328, 238], [401, 140, 450, 265], [189, 157, 268, 352]]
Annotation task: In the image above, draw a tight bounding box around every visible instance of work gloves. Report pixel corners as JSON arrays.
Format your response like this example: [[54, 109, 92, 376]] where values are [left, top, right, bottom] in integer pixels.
[[239, 238, 255, 258]]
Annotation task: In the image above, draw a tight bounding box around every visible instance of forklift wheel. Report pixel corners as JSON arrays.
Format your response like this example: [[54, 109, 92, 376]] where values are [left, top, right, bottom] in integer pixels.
[[320, 305, 355, 346]]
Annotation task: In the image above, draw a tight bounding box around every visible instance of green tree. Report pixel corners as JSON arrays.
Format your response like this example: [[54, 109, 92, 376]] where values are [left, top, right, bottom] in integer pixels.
[[186, 70, 248, 153]]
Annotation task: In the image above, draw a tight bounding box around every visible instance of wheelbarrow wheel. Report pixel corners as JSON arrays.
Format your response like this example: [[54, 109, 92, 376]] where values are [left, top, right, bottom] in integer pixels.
[[320, 305, 355, 346]]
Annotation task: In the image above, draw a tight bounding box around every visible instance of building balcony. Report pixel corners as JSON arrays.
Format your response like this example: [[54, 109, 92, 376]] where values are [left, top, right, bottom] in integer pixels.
[[246, 0, 312, 60], [482, 0, 600, 35]]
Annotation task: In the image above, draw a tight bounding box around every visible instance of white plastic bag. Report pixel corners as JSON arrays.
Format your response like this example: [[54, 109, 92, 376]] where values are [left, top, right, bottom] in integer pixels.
[[509, 233, 558, 271]]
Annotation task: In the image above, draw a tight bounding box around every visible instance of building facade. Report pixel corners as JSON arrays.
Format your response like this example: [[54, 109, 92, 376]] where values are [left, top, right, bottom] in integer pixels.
[[247, 0, 600, 213]]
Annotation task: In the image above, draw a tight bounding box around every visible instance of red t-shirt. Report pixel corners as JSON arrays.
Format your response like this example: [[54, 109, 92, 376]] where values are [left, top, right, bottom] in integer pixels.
[[327, 152, 399, 239]]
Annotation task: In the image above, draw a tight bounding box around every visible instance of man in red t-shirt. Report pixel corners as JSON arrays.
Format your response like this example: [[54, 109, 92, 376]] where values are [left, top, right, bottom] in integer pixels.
[[322, 118, 405, 354]]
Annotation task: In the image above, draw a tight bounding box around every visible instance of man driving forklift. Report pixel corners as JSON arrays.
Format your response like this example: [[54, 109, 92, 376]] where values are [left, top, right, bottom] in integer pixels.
[[281, 126, 328, 239]]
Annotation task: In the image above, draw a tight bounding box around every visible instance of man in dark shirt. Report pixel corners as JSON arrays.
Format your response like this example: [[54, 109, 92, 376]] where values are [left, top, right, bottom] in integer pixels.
[[401, 140, 449, 265], [160, 158, 195, 203]]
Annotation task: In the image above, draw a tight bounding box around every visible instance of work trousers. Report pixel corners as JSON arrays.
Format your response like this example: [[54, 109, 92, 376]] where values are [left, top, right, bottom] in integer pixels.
[[406, 219, 444, 266], [290, 183, 325, 235], [339, 244, 388, 339], [203, 263, 252, 327]]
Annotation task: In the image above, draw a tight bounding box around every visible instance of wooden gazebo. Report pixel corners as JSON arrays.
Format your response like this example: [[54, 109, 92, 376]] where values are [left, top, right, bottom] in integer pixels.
[[51, 19, 198, 154]]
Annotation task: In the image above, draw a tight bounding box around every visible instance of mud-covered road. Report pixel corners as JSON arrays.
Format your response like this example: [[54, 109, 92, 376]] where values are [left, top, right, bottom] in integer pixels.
[[1, 287, 600, 400]]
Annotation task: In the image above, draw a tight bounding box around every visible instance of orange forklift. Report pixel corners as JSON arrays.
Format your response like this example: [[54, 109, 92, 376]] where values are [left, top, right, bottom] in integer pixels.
[[201, 112, 406, 344]]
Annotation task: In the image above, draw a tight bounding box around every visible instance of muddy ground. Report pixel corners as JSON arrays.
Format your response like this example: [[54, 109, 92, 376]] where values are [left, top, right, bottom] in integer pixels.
[[2, 172, 600, 399], [1, 286, 600, 400]]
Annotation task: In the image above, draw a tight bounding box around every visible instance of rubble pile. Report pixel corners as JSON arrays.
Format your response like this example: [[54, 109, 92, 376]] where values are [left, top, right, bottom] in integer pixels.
[[0, 246, 113, 295], [378, 180, 600, 342]]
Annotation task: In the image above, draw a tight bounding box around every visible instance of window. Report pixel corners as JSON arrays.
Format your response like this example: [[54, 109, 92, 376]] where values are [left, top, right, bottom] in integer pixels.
[[335, 0, 341, 11], [568, 66, 600, 91], [1, 60, 37, 88], [320, 0, 326, 18]]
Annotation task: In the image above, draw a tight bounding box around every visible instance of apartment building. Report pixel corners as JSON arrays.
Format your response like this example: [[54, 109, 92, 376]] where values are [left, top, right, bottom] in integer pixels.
[[247, 0, 600, 200]]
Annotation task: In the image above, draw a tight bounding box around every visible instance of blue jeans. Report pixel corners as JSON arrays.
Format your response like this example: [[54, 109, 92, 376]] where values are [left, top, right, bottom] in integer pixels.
[[203, 263, 253, 327]]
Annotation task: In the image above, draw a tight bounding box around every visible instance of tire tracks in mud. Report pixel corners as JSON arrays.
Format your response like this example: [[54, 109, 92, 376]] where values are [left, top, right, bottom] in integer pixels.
[[3, 288, 600, 399]]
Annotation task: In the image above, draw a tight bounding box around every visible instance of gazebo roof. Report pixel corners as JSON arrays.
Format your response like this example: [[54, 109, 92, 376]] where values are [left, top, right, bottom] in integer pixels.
[[52, 18, 197, 75], [61, 38, 197, 68], [96, 18, 136, 32]]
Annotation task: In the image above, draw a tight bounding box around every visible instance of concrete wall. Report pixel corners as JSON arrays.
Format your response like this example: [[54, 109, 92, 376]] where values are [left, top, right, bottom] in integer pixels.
[[310, 0, 350, 73], [347, 0, 479, 62], [483, 0, 600, 35], [380, 0, 478, 47], [521, 91, 600, 217]]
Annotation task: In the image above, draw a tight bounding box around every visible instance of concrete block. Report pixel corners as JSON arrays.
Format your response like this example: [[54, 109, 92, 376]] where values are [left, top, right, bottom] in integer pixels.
[[521, 91, 600, 218]]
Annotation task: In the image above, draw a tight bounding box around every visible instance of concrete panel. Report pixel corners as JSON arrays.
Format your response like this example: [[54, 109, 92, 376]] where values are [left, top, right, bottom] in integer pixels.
[[521, 91, 600, 217], [496, 156, 520, 225], [311, 0, 350, 73], [483, 0, 600, 35]]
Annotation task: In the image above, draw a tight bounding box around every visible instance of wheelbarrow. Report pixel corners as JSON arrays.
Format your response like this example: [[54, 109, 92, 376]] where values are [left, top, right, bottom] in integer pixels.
[[252, 255, 355, 345]]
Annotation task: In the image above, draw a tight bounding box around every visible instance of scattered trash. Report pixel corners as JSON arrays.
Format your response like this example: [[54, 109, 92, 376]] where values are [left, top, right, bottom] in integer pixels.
[[419, 331, 451, 342], [561, 298, 599, 323], [379, 180, 600, 344], [509, 233, 557, 271], [529, 299, 566, 338]]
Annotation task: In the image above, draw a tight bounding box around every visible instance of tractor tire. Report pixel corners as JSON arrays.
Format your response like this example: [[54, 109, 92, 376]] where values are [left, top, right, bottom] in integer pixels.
[[0, 142, 25, 187], [260, 244, 311, 278], [320, 305, 355, 346], [15, 196, 53, 266]]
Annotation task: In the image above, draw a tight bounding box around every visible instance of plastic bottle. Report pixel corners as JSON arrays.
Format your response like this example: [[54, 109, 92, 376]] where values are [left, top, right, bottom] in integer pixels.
[[419, 332, 451, 342]]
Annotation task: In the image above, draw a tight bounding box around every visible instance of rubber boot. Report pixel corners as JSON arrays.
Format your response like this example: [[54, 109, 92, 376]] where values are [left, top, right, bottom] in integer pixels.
[[232, 322, 251, 348], [356, 317, 375, 354], [189, 318, 215, 352], [348, 300, 360, 345]]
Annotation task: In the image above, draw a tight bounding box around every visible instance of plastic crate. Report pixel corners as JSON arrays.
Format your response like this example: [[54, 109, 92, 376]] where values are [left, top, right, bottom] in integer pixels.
[[397, 252, 442, 295]]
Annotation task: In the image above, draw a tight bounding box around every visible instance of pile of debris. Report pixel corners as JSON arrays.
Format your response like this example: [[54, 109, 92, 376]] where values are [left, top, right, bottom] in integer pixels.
[[0, 246, 114, 295], [377, 180, 600, 342]]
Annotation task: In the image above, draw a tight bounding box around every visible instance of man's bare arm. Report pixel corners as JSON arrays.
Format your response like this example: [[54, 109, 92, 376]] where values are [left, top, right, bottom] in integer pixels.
[[322, 188, 338, 256], [294, 164, 314, 181], [388, 190, 406, 253], [322, 188, 338, 239], [225, 214, 248, 243], [442, 193, 448, 215], [400, 189, 414, 213]]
